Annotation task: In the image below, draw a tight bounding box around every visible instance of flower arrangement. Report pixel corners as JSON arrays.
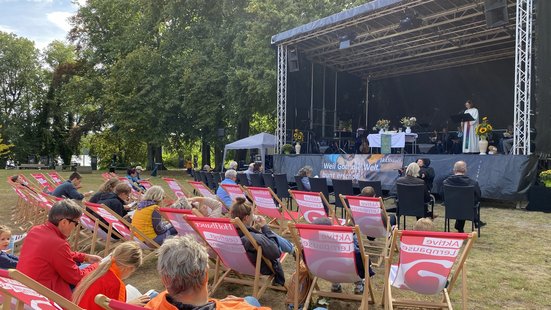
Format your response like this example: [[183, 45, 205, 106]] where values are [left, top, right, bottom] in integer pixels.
[[475, 116, 493, 140], [540, 170, 551, 187], [281, 144, 294, 154], [293, 129, 304, 144], [372, 119, 391, 131], [400, 116, 417, 127]]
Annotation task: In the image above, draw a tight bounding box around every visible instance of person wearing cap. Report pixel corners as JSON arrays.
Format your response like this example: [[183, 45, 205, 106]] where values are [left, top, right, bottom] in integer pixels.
[[135, 166, 150, 182], [126, 168, 146, 193]]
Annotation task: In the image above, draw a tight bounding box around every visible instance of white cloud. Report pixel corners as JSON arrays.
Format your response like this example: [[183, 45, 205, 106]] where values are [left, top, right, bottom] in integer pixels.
[[46, 11, 74, 32]]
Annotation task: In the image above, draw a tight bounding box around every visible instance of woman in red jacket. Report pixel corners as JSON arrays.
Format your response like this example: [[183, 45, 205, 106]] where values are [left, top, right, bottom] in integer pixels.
[[73, 242, 149, 309]]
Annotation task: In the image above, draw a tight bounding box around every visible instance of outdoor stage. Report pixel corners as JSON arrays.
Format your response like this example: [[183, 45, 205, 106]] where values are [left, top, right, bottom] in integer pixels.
[[273, 154, 534, 201]]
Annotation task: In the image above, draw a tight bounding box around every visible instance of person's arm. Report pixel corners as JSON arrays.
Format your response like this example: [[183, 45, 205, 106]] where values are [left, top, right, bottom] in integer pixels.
[[0, 252, 18, 269], [255, 224, 282, 260], [151, 209, 169, 235], [67, 185, 85, 200], [54, 243, 97, 285]]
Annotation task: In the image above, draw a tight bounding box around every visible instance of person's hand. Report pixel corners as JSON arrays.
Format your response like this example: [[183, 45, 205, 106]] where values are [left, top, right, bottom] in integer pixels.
[[255, 215, 267, 227], [84, 191, 93, 197], [128, 295, 151, 306], [85, 254, 102, 264]]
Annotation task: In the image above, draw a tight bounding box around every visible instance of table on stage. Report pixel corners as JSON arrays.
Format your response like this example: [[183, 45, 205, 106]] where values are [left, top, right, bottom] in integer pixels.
[[367, 132, 419, 154]]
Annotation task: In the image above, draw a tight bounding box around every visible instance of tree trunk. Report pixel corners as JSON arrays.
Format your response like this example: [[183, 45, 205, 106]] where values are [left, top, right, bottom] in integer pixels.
[[201, 139, 210, 168], [147, 143, 164, 170]]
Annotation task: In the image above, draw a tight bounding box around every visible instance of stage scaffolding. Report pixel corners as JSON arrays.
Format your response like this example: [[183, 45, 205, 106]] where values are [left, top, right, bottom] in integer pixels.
[[273, 0, 534, 155]]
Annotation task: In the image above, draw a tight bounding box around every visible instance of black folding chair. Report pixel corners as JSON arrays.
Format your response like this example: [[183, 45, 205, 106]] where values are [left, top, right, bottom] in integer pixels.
[[396, 183, 433, 229], [274, 173, 293, 208], [213, 172, 223, 184], [358, 180, 383, 197], [294, 176, 306, 191], [206, 172, 216, 190], [199, 171, 209, 186], [443, 184, 481, 236], [263, 173, 275, 192], [309, 177, 331, 202], [331, 179, 354, 218], [250, 173, 265, 187], [237, 173, 250, 186]]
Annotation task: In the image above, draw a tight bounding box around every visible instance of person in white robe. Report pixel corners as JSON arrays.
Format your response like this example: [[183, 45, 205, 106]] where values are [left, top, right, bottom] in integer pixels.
[[462, 100, 480, 153]]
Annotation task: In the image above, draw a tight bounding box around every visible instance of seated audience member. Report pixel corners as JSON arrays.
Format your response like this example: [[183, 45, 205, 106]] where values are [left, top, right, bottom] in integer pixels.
[[0, 225, 18, 269], [202, 165, 212, 172], [17, 200, 100, 299], [243, 163, 255, 185], [146, 236, 269, 310], [216, 169, 237, 208], [359, 186, 396, 229], [297, 166, 313, 191], [230, 197, 287, 285], [396, 162, 432, 218], [97, 183, 133, 218], [73, 242, 149, 309], [126, 168, 146, 193], [133, 186, 177, 245], [89, 178, 120, 203], [500, 125, 513, 154], [413, 218, 435, 231], [228, 160, 238, 171], [10, 175, 37, 193], [170, 196, 223, 218], [312, 217, 374, 294], [52, 172, 93, 200], [416, 158, 435, 191], [135, 166, 149, 181], [443, 161, 486, 233]]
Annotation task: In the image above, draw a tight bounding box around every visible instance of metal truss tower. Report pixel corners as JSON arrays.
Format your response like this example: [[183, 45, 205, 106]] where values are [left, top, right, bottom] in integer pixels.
[[513, 0, 534, 155], [276, 45, 288, 153]]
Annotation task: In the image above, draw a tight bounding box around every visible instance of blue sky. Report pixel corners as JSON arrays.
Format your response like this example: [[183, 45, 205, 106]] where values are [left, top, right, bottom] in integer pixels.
[[0, 0, 84, 49]]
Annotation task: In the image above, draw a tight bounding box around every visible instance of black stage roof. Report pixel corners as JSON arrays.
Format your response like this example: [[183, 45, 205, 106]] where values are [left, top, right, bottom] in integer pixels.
[[272, 0, 518, 80]]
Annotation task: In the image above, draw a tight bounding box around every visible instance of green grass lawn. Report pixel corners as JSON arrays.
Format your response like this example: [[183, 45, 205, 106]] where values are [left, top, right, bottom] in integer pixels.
[[2, 169, 550, 309]]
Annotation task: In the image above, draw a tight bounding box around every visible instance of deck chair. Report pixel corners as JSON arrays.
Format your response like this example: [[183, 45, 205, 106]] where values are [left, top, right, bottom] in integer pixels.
[[383, 230, 477, 310], [0, 269, 82, 310], [30, 173, 56, 192], [138, 180, 153, 190], [188, 180, 217, 199], [158, 208, 203, 239], [236, 173, 250, 186], [245, 186, 300, 233], [219, 183, 247, 203], [289, 190, 345, 225], [101, 172, 112, 181], [118, 177, 143, 201], [289, 223, 374, 309], [83, 202, 159, 260], [74, 204, 125, 255], [95, 294, 143, 310], [162, 177, 189, 199], [47, 171, 64, 186], [184, 216, 287, 299], [340, 195, 391, 267]]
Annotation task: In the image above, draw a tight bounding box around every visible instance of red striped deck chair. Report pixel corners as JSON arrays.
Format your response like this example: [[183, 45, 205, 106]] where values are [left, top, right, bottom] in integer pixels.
[[245, 186, 300, 233], [219, 183, 246, 207], [289, 223, 374, 309], [109, 172, 119, 178], [184, 216, 287, 298], [117, 177, 143, 200], [72, 205, 124, 255], [30, 173, 56, 192], [187, 180, 217, 199], [101, 172, 112, 181], [139, 180, 153, 190], [289, 190, 345, 225], [47, 172, 64, 186], [340, 195, 391, 267], [158, 208, 202, 239], [383, 230, 477, 310], [95, 294, 143, 310], [162, 177, 188, 199], [83, 202, 159, 260], [0, 269, 81, 310]]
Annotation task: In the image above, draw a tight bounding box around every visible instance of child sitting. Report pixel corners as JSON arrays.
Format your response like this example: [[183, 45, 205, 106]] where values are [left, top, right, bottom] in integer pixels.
[[0, 225, 18, 269]]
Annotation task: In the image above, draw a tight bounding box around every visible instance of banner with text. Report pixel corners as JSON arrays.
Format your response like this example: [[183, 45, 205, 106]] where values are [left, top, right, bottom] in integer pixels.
[[319, 154, 403, 190]]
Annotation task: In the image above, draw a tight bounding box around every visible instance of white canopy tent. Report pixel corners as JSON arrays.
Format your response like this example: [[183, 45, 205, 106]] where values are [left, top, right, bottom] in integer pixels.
[[222, 133, 276, 171]]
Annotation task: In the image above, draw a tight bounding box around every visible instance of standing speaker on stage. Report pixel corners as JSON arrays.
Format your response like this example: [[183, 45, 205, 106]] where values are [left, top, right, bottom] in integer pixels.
[[461, 100, 479, 154]]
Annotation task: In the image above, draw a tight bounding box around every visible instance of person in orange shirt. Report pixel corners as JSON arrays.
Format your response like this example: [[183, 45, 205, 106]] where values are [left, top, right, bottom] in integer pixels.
[[73, 242, 150, 310], [146, 236, 270, 310]]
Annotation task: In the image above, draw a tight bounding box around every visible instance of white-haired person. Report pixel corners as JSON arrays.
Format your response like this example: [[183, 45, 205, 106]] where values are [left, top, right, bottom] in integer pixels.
[[297, 165, 313, 191], [146, 236, 269, 309], [228, 160, 238, 171], [132, 186, 177, 245], [73, 242, 150, 309], [170, 196, 223, 218], [216, 169, 237, 208], [396, 162, 433, 218]]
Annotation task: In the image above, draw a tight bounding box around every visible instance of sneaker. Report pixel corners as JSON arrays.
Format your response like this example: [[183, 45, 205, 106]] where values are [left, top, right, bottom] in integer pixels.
[[330, 283, 342, 293], [354, 280, 364, 294]]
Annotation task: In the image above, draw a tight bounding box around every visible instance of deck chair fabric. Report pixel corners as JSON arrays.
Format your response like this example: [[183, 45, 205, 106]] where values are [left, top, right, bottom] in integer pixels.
[[219, 183, 246, 203], [47, 172, 64, 186], [289, 190, 344, 225], [138, 180, 153, 190], [30, 173, 56, 192], [101, 173, 112, 181], [95, 294, 143, 310], [384, 230, 477, 310], [162, 177, 188, 199], [188, 181, 217, 199], [184, 216, 286, 298], [0, 269, 82, 310], [158, 208, 202, 241], [246, 187, 300, 231], [290, 223, 374, 309]]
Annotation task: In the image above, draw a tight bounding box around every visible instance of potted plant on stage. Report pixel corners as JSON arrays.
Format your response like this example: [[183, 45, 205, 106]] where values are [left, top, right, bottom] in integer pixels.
[[282, 143, 294, 155], [540, 170, 551, 188], [373, 119, 391, 134], [475, 117, 493, 155], [293, 129, 304, 154], [400, 116, 417, 133]]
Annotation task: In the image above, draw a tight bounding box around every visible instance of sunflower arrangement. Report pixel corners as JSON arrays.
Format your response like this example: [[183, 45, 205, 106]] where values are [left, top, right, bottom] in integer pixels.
[[373, 119, 391, 131], [293, 129, 304, 144], [400, 116, 417, 127], [540, 170, 551, 187], [475, 116, 493, 140]]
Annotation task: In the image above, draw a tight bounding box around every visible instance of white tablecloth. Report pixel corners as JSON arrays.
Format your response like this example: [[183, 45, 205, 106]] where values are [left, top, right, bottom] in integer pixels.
[[367, 133, 418, 148]]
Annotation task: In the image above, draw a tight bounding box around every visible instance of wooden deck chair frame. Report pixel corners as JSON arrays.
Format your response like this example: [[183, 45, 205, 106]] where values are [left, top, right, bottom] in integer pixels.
[[12, 186, 50, 230], [340, 194, 392, 267], [184, 215, 288, 299], [84, 202, 160, 261], [30, 172, 56, 193], [187, 180, 217, 199], [9, 184, 38, 230], [289, 190, 345, 225], [73, 204, 126, 256], [0, 269, 82, 310], [95, 294, 143, 310], [46, 171, 65, 186], [289, 223, 375, 310], [244, 186, 300, 234], [383, 229, 477, 310]]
